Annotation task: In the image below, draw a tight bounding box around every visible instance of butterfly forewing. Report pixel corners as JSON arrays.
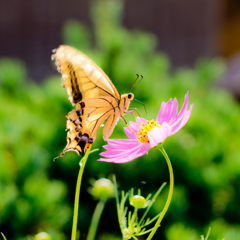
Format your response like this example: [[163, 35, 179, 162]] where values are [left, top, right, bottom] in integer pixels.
[[52, 45, 120, 104]]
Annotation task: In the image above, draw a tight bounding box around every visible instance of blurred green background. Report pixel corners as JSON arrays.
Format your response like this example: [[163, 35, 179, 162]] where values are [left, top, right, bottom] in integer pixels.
[[1, 0, 240, 239]]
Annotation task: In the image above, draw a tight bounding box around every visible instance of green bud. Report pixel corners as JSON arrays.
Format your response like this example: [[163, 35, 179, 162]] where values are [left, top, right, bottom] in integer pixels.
[[89, 178, 114, 200], [130, 195, 150, 209], [34, 232, 51, 240]]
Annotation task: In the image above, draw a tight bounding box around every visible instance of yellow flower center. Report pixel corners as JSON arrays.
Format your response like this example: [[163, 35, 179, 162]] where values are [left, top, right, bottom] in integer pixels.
[[137, 120, 161, 143]]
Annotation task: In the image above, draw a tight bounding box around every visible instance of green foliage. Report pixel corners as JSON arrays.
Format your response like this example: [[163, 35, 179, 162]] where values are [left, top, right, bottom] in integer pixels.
[[166, 223, 199, 240], [113, 178, 166, 240], [98, 233, 121, 240], [1, 0, 239, 239], [0, 59, 71, 239]]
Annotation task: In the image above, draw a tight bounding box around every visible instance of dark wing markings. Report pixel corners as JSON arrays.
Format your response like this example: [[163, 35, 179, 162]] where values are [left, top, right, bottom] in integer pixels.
[[68, 63, 82, 103]]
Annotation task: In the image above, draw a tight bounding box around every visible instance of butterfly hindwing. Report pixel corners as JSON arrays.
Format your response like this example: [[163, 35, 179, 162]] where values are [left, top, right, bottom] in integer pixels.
[[103, 114, 120, 141], [57, 97, 117, 158]]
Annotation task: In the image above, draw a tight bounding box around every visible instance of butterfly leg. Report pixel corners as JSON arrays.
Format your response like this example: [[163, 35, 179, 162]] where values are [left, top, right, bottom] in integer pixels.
[[121, 116, 139, 138], [125, 108, 143, 125], [125, 108, 140, 116]]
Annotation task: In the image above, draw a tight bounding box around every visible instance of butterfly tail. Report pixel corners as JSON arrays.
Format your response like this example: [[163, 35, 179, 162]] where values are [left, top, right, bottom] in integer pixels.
[[54, 131, 93, 161]]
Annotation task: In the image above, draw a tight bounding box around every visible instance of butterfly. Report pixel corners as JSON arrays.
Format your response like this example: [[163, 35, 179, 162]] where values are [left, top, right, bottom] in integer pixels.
[[52, 45, 137, 160]]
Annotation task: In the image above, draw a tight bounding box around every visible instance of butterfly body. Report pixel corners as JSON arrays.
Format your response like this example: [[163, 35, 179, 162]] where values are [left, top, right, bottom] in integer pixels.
[[52, 45, 134, 158]]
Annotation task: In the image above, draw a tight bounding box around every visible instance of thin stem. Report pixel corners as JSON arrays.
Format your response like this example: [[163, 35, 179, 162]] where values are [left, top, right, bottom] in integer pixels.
[[130, 207, 138, 226], [139, 182, 166, 227], [86, 199, 107, 240], [1, 233, 7, 240], [205, 227, 211, 240], [142, 211, 161, 227], [146, 147, 174, 240], [137, 226, 156, 236], [71, 146, 92, 240]]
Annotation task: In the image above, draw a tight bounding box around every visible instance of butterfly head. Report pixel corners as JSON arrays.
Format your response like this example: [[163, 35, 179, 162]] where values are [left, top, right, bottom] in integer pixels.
[[119, 92, 134, 114]]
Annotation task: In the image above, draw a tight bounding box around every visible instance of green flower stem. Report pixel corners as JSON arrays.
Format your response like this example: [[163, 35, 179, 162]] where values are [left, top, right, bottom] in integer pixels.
[[131, 207, 138, 226], [204, 227, 211, 240], [71, 146, 92, 240], [146, 147, 174, 240], [1, 233, 7, 240], [86, 198, 107, 240]]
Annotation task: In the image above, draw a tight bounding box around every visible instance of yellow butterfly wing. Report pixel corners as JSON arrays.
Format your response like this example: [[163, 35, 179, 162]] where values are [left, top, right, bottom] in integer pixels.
[[52, 45, 134, 159], [52, 45, 120, 104]]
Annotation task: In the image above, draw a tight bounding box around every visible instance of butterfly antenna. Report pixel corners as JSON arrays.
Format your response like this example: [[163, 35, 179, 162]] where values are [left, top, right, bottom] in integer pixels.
[[129, 75, 143, 93], [129, 74, 139, 93], [133, 98, 148, 119]]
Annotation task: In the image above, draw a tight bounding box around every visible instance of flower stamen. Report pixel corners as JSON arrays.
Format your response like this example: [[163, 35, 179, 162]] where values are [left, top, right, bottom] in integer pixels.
[[137, 120, 161, 143]]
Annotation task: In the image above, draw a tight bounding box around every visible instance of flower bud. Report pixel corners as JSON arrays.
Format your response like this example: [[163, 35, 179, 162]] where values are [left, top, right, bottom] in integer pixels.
[[89, 178, 114, 200], [34, 232, 51, 240], [130, 195, 150, 209]]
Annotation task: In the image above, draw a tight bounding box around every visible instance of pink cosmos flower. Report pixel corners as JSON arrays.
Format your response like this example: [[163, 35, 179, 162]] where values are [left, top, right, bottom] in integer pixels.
[[98, 92, 193, 163]]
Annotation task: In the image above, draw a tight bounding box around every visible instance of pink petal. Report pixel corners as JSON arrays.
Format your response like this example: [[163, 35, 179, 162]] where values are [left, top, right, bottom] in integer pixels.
[[98, 143, 150, 163], [107, 139, 138, 146], [136, 117, 148, 124], [168, 98, 178, 124], [147, 123, 171, 148], [113, 151, 149, 163], [156, 99, 171, 125], [170, 92, 189, 126], [102, 139, 139, 151], [100, 139, 142, 159], [98, 153, 139, 163], [100, 141, 140, 158], [113, 144, 150, 163], [170, 104, 193, 135], [124, 127, 137, 139], [129, 121, 141, 132], [129, 121, 140, 133], [156, 98, 179, 125]]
